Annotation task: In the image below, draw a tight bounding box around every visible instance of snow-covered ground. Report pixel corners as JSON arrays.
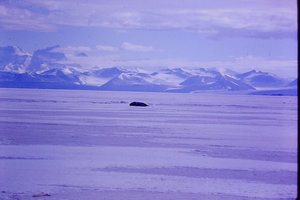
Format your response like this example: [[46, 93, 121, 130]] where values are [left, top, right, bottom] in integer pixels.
[[0, 88, 297, 200]]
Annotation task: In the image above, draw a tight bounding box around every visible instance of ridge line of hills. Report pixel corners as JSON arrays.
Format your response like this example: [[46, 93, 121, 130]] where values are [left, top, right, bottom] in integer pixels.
[[0, 45, 297, 96]]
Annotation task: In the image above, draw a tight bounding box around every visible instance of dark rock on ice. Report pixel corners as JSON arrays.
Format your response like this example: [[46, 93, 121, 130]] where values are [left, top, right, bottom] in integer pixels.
[[33, 192, 51, 197], [129, 102, 148, 107]]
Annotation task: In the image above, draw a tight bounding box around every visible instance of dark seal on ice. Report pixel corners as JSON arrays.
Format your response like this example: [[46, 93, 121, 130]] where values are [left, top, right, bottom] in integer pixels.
[[129, 102, 148, 107]]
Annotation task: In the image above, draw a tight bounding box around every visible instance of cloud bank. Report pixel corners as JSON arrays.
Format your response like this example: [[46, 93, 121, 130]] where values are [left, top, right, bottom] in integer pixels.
[[49, 45, 296, 78], [0, 0, 297, 39]]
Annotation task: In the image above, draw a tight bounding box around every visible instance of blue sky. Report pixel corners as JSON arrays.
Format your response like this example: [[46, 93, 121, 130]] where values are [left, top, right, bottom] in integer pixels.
[[0, 0, 298, 78]]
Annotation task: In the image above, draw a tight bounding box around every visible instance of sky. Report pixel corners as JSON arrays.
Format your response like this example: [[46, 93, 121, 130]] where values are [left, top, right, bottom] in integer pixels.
[[0, 0, 298, 78]]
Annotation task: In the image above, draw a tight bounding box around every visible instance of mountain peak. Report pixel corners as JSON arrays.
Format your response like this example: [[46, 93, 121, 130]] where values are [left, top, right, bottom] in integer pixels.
[[236, 70, 285, 88], [0, 46, 29, 56], [0, 45, 296, 94]]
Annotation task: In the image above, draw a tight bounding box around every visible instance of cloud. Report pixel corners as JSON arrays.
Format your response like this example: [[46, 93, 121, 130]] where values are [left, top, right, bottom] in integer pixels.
[[121, 42, 154, 52], [0, 0, 297, 39], [50, 44, 297, 78], [51, 46, 92, 56], [45, 44, 297, 78], [95, 43, 154, 52], [60, 51, 297, 78], [0, 4, 56, 31], [228, 55, 297, 77], [58, 54, 121, 70], [96, 45, 119, 52]]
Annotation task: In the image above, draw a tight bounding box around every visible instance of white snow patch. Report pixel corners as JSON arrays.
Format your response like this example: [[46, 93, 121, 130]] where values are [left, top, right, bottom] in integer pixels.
[[79, 75, 110, 86], [150, 73, 185, 86], [62, 68, 73, 74]]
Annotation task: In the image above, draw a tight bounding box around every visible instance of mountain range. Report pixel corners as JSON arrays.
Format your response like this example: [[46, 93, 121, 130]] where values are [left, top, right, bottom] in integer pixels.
[[0, 45, 297, 96]]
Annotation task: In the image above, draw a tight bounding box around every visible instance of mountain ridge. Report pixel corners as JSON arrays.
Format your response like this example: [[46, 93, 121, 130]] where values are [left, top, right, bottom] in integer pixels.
[[0, 45, 297, 95]]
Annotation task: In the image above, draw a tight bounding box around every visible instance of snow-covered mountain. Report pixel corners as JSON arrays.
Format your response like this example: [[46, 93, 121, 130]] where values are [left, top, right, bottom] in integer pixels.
[[0, 45, 297, 95], [171, 69, 255, 92], [0, 46, 31, 73], [27, 45, 67, 73], [150, 68, 192, 87], [99, 72, 168, 92], [286, 78, 298, 87], [236, 70, 287, 88]]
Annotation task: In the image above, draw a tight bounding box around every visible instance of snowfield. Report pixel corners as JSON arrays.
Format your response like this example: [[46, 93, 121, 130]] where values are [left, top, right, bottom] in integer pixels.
[[0, 88, 297, 200]]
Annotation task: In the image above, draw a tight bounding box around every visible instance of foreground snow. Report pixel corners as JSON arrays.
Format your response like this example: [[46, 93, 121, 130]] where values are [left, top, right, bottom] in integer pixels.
[[0, 88, 297, 200]]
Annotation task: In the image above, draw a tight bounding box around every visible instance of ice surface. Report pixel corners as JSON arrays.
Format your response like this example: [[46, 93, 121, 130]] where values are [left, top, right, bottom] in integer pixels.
[[0, 88, 297, 200]]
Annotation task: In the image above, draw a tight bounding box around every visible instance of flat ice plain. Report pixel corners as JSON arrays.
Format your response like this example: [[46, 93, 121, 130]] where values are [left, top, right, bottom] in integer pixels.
[[0, 88, 297, 200]]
